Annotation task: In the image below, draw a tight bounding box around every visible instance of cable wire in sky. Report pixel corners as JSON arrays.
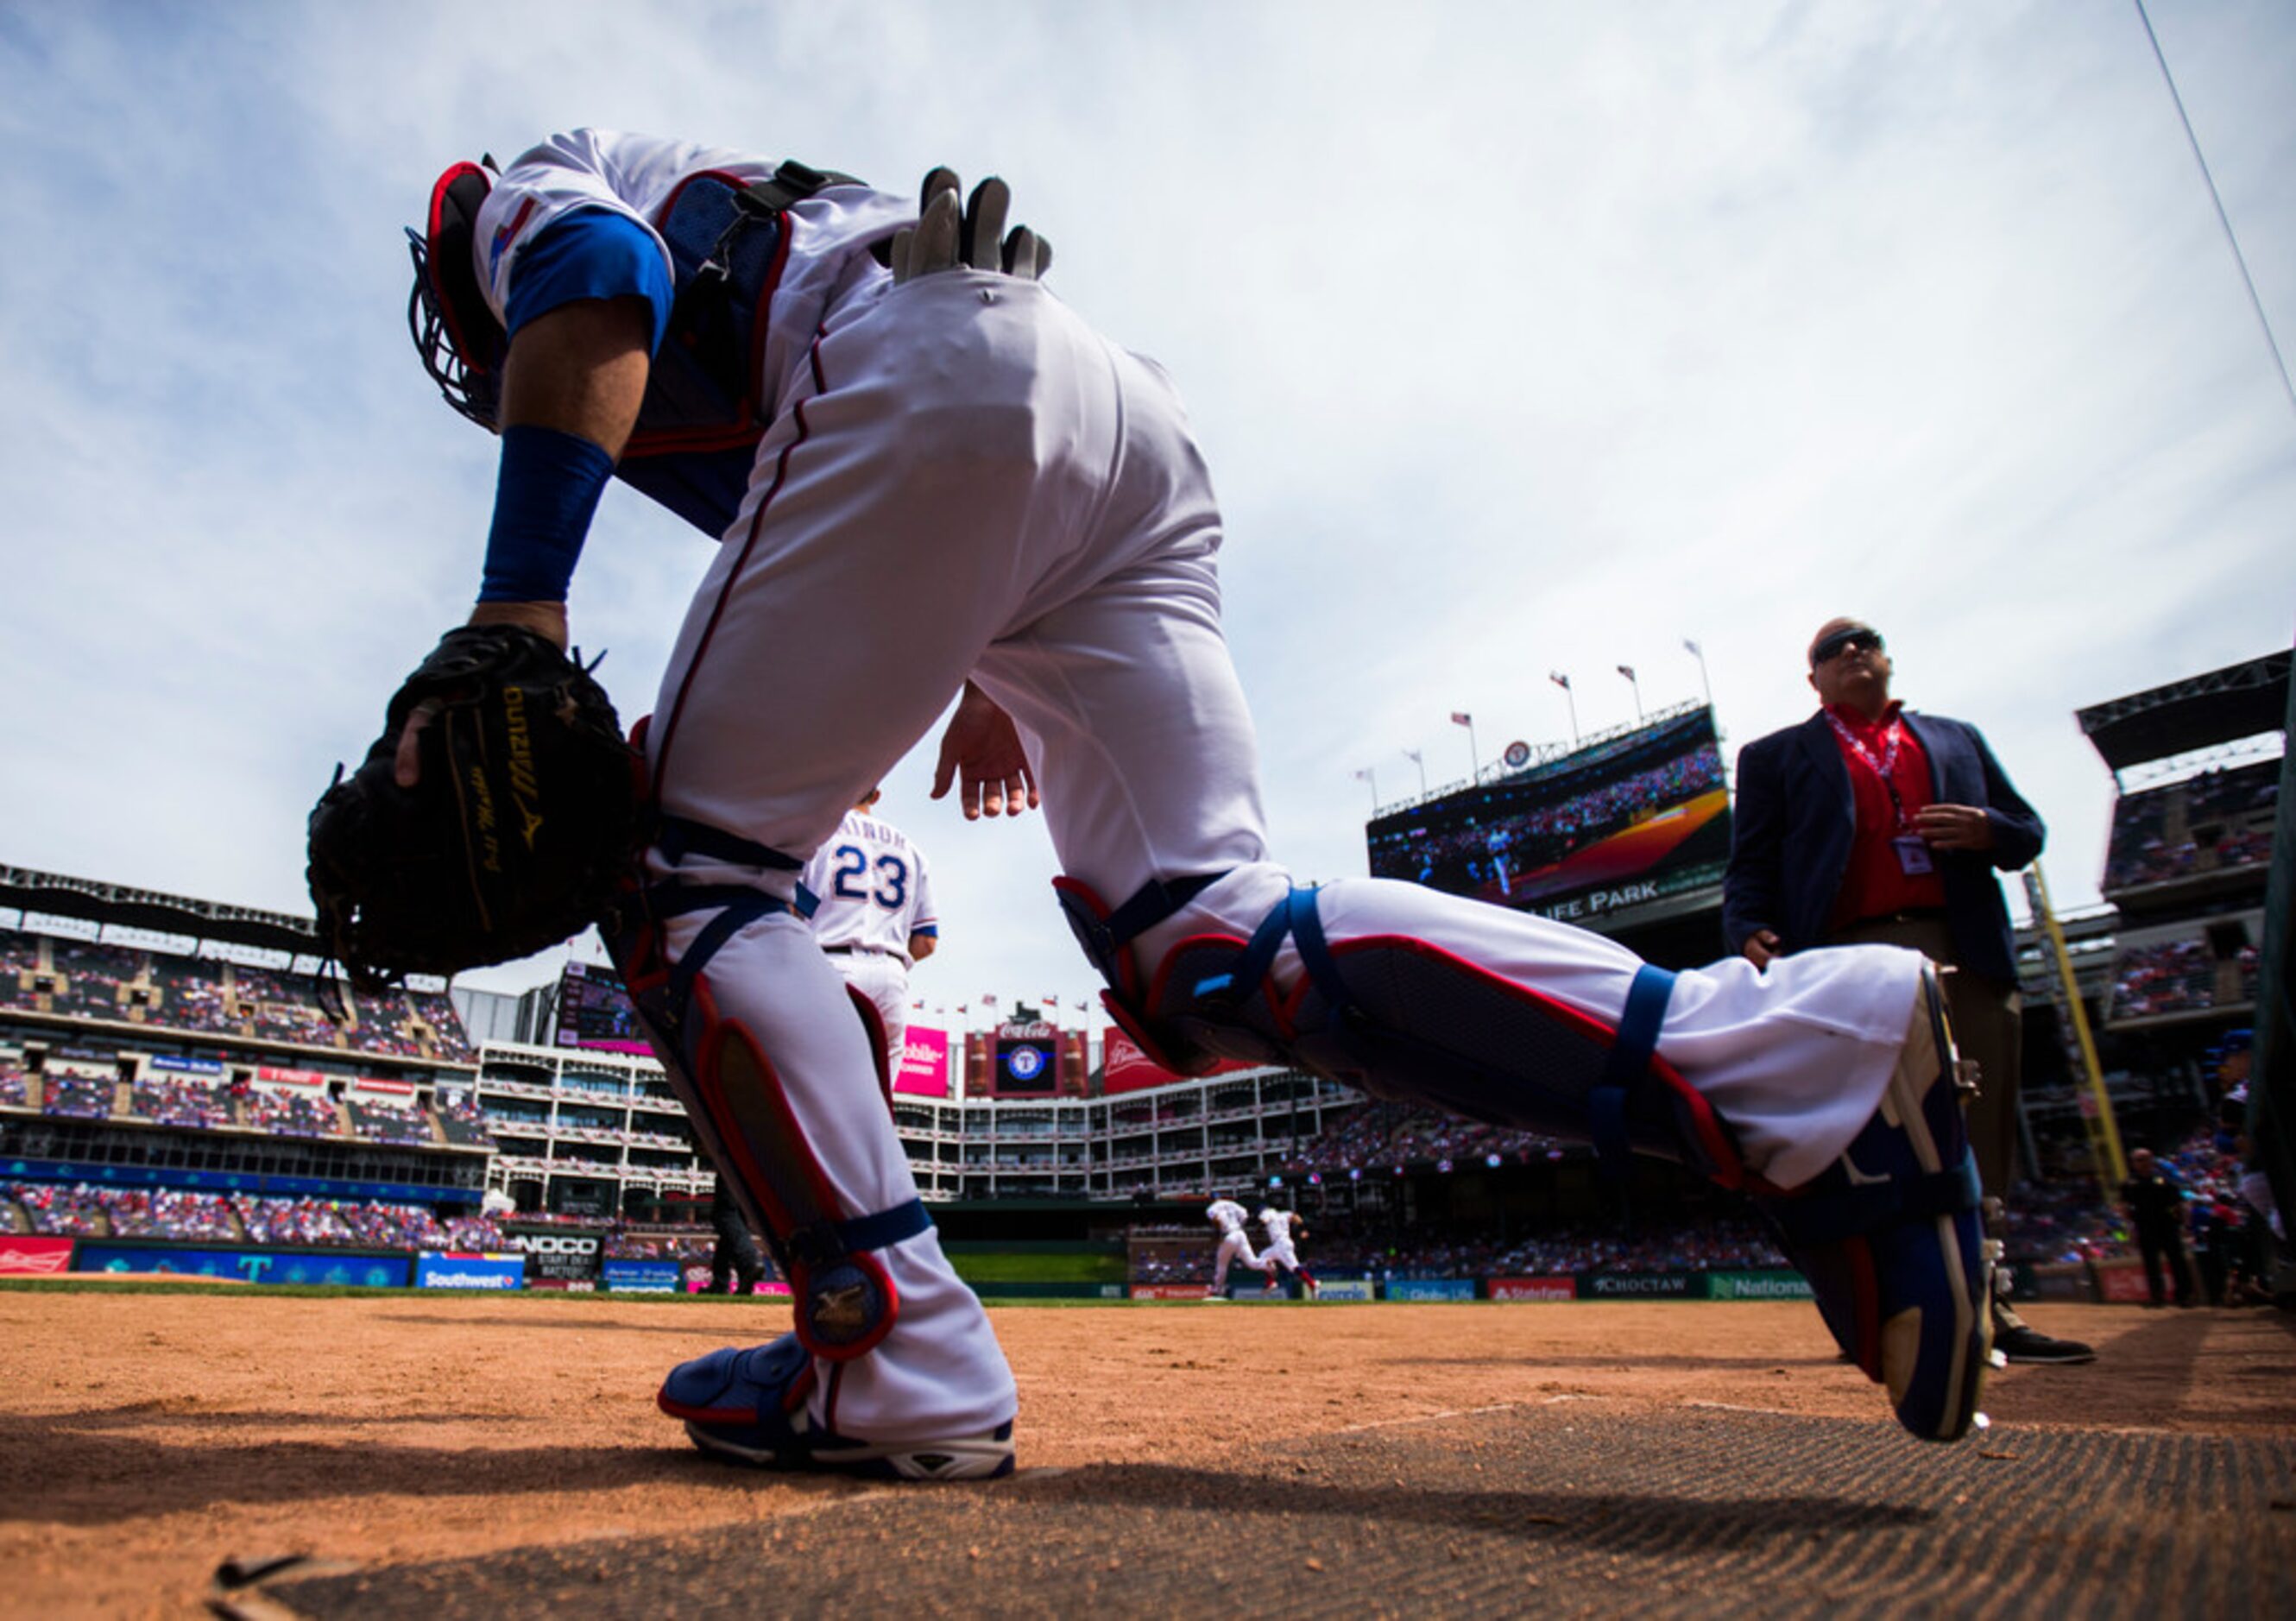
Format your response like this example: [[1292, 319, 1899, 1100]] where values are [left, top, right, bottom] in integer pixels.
[[2134, 0, 2296, 424]]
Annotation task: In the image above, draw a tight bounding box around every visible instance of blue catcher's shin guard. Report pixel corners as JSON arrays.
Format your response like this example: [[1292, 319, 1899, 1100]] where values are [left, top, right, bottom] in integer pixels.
[[602, 853, 923, 1366], [1060, 876, 1992, 1442], [1750, 967, 1991, 1441], [1059, 878, 1743, 1184]]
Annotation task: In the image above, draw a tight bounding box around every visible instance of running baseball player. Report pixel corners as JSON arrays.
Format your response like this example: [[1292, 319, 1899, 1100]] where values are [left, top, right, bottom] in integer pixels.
[[799, 788, 937, 1085], [1258, 1205, 1315, 1299], [387, 127, 1994, 1478], [1202, 1194, 1273, 1300]]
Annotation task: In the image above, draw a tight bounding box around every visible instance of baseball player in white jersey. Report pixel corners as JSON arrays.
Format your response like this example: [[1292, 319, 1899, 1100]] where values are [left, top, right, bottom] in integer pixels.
[[1258, 1206, 1315, 1298], [1203, 1195, 1271, 1299], [801, 788, 937, 1083], [395, 127, 1996, 1473]]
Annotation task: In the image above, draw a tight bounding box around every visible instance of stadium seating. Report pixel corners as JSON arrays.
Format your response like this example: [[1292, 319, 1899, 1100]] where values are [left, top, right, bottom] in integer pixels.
[[2102, 761, 2280, 894], [0, 924, 482, 1065], [129, 1075, 236, 1130]]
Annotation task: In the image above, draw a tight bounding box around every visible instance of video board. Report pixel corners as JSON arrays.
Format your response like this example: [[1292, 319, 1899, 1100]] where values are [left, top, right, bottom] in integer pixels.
[[554, 961, 650, 1055], [1366, 706, 1730, 930]]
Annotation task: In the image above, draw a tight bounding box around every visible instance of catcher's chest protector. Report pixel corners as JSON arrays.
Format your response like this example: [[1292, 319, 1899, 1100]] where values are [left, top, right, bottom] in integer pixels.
[[410, 159, 855, 534], [1057, 878, 1744, 1188]]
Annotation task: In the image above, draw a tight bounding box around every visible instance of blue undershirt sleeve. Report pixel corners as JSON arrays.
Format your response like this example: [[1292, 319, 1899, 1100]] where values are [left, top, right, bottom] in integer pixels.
[[477, 211, 677, 603], [502, 208, 675, 352]]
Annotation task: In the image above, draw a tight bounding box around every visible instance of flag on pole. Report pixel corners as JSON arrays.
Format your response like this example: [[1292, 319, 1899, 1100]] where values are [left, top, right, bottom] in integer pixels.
[[1352, 768, 1372, 781], [1683, 638, 1702, 657], [1450, 711, 1472, 727], [1044, 993, 1059, 1007], [1549, 672, 1571, 691], [1402, 747, 1422, 763], [1617, 665, 1637, 682]]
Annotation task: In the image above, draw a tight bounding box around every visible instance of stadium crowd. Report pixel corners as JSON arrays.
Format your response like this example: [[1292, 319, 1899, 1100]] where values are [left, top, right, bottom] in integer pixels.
[[3, 1182, 510, 1251], [2101, 763, 2279, 892], [0, 925, 479, 1063], [130, 1075, 235, 1129], [1280, 1100, 1564, 1176], [2107, 937, 2258, 1022]]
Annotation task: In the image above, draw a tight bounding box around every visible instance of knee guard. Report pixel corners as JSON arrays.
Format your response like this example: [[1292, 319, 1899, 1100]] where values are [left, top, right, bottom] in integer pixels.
[[604, 867, 921, 1361], [1059, 877, 1742, 1186]]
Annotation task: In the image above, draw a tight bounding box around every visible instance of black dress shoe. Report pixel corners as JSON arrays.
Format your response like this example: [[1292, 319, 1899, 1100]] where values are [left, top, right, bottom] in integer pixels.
[[1995, 1323, 2097, 1365]]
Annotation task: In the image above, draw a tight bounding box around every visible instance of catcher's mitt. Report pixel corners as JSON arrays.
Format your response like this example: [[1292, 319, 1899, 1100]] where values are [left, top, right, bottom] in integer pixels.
[[308, 624, 643, 993]]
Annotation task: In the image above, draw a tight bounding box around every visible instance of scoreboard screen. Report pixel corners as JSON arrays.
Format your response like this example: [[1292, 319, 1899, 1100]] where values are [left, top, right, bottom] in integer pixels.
[[1367, 706, 1731, 930], [554, 961, 650, 1055]]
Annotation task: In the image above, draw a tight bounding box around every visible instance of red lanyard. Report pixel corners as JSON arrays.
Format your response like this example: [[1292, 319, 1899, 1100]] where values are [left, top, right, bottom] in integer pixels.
[[1827, 712, 1914, 829]]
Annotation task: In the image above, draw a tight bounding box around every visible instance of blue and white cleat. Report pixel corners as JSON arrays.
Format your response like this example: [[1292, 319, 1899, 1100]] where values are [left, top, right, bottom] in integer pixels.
[[1756, 965, 1992, 1442], [658, 1334, 1016, 1480]]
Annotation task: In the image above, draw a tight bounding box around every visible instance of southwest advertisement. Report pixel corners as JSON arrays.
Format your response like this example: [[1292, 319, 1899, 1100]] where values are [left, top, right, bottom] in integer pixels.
[[414, 1252, 527, 1290]]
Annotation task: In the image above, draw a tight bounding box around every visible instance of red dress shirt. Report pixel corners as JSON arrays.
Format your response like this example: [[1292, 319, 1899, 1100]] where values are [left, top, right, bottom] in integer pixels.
[[1825, 700, 1947, 931]]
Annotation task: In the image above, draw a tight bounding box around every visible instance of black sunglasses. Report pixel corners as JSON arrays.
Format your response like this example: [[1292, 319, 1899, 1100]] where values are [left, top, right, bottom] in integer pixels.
[[1811, 628, 1884, 667]]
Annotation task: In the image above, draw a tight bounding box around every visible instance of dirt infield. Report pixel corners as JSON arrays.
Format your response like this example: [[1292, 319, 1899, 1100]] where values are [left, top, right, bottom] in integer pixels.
[[1, 1290, 2289, 1617]]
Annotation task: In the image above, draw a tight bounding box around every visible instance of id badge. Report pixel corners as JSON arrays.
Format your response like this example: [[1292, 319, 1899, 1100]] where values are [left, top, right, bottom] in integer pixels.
[[1892, 834, 1934, 877]]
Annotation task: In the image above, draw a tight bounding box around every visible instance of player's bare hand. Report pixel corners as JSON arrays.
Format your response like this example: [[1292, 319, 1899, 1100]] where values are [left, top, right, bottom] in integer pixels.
[[392, 698, 441, 789], [395, 604, 569, 788], [1741, 929, 1782, 970], [930, 682, 1039, 820], [891, 168, 1052, 283], [1914, 803, 1995, 852], [470, 599, 569, 650]]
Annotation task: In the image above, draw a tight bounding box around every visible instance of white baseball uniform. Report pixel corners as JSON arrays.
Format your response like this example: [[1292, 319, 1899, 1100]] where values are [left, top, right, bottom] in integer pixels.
[[801, 808, 937, 1075], [469, 129, 1928, 1448], [1257, 1207, 1301, 1271], [1205, 1197, 1271, 1296]]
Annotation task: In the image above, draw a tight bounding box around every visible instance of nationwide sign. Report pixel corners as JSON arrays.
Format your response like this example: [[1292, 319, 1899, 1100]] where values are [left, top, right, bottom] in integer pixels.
[[1702, 1270, 1813, 1301]]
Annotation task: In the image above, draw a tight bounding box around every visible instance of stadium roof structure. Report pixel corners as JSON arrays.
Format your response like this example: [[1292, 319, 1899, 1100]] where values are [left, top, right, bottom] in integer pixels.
[[2076, 651, 2290, 775], [0, 863, 320, 957]]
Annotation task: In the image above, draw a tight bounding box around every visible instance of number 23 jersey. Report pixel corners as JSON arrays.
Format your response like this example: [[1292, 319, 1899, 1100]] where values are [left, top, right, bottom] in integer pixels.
[[800, 810, 937, 968]]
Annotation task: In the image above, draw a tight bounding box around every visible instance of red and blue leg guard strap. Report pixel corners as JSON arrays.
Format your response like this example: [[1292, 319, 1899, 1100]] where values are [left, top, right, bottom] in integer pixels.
[[652, 881, 818, 1018], [1171, 885, 1740, 1186], [1590, 965, 1677, 1182], [653, 812, 806, 874], [609, 878, 918, 1361]]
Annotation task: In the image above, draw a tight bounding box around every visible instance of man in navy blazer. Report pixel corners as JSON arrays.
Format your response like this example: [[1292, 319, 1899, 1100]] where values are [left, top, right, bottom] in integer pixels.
[[1725, 617, 2093, 1366]]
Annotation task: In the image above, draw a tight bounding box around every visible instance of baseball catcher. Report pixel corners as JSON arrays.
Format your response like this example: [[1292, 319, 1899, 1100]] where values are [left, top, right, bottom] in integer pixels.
[[307, 623, 641, 993]]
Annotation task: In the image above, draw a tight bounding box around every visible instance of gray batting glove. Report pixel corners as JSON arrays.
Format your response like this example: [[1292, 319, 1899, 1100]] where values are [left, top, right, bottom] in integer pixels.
[[891, 168, 1053, 283]]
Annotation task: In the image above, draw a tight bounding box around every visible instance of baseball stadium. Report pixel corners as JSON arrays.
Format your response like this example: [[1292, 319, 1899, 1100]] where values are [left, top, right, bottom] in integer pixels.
[[6, 653, 2293, 1615]]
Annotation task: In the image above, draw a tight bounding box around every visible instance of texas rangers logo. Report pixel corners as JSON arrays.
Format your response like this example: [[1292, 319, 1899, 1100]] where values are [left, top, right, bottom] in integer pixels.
[[1006, 1044, 1044, 1082]]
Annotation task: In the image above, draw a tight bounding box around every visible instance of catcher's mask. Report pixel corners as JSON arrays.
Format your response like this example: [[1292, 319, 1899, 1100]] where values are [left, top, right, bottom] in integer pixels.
[[407, 158, 507, 430]]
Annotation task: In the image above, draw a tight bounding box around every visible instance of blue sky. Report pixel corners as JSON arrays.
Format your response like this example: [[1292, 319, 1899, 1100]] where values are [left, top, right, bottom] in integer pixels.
[[2, 1, 2290, 1025]]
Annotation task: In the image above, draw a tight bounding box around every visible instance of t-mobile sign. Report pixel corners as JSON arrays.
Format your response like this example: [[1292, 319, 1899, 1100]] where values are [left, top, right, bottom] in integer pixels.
[[895, 1025, 951, 1098]]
